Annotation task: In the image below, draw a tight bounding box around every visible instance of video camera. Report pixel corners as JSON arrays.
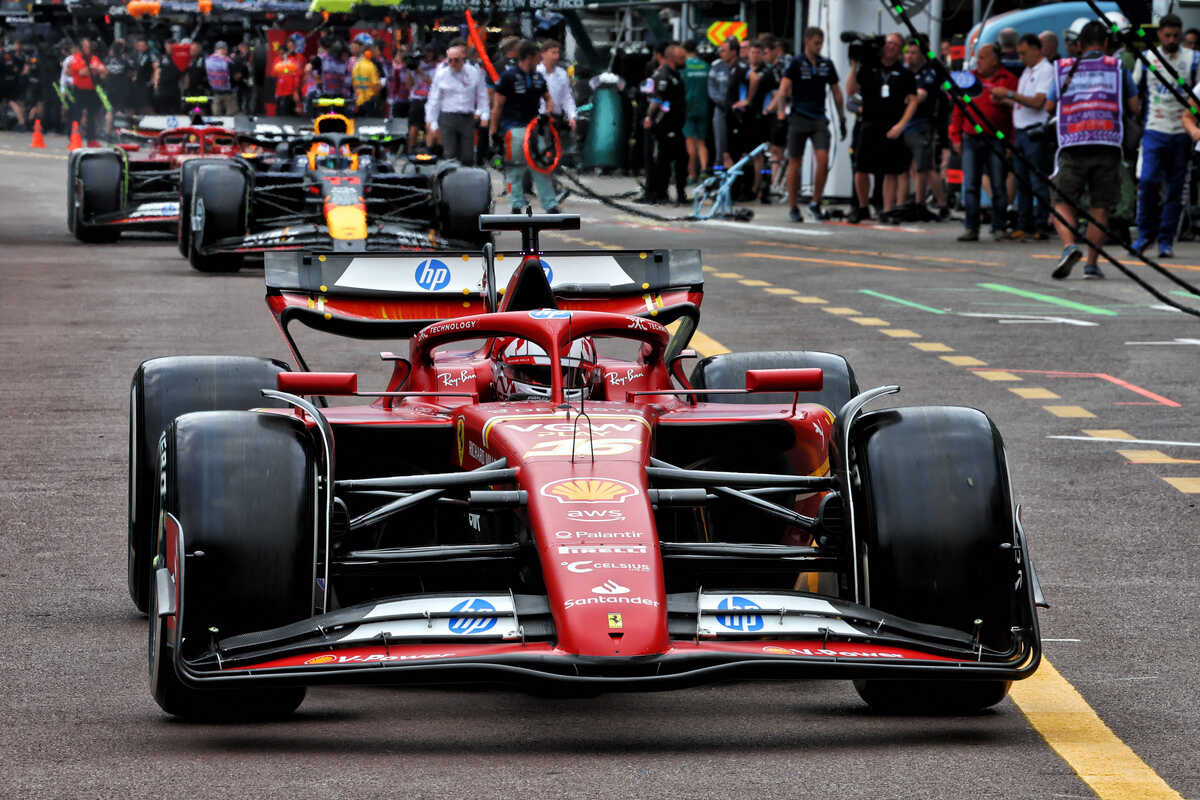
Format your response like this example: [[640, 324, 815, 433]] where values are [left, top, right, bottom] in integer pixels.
[[842, 31, 887, 66]]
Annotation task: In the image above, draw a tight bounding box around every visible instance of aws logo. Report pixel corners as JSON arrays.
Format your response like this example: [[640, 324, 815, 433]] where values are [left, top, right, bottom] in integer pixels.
[[540, 478, 640, 504]]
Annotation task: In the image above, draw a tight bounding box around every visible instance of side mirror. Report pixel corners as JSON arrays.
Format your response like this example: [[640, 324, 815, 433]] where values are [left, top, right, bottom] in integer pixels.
[[745, 368, 823, 393], [277, 372, 358, 395]]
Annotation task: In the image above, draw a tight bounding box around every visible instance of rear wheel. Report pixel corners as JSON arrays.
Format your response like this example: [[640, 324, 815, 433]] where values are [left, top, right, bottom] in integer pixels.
[[436, 166, 493, 246], [690, 350, 858, 415], [71, 150, 124, 243], [150, 411, 313, 720], [188, 162, 248, 272], [849, 406, 1019, 713], [178, 158, 226, 257], [128, 356, 290, 613]]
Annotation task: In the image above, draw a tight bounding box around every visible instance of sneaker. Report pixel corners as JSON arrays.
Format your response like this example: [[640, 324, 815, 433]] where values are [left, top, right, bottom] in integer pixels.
[[936, 206, 951, 222], [848, 206, 869, 224], [991, 229, 1007, 242], [1052, 244, 1082, 279], [789, 206, 803, 222], [1084, 264, 1105, 279], [1007, 230, 1027, 242], [1131, 236, 1150, 255], [957, 229, 979, 242], [1158, 246, 1174, 258], [808, 202, 824, 221]]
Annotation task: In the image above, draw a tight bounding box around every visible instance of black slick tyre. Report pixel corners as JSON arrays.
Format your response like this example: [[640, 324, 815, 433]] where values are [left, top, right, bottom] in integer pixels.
[[436, 166, 493, 246], [128, 355, 290, 613], [188, 162, 247, 272], [849, 405, 1018, 714], [71, 150, 124, 243], [177, 157, 225, 257], [149, 411, 313, 720], [689, 350, 859, 415]]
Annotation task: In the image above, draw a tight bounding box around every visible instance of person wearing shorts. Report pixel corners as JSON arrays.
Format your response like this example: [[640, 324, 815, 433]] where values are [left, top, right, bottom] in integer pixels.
[[902, 36, 947, 219], [772, 27, 845, 222], [681, 39, 709, 182], [845, 33, 914, 223]]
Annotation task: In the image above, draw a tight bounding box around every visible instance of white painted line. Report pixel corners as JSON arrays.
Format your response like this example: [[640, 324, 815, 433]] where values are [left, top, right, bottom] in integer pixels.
[[1049, 435, 1200, 448], [959, 312, 1098, 327], [696, 219, 833, 237], [1042, 638, 1082, 642], [1124, 338, 1200, 346]]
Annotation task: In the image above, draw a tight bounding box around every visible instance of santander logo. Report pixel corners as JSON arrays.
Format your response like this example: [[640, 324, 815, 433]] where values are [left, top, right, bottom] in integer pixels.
[[590, 579, 630, 595]]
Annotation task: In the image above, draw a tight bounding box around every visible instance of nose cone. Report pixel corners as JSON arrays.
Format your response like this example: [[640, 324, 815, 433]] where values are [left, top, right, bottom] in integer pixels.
[[327, 205, 367, 240]]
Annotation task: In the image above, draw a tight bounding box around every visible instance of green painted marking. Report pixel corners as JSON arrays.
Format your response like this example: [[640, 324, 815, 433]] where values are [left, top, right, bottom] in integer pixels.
[[859, 289, 947, 314], [977, 283, 1118, 316], [1171, 289, 1200, 299]]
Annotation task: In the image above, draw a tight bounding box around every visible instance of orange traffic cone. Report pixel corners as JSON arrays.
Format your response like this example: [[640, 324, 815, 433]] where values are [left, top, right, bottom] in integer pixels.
[[30, 120, 46, 149], [68, 121, 82, 151]]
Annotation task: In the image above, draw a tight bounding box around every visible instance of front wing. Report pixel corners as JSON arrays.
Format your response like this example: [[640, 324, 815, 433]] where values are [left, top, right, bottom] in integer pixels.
[[199, 223, 459, 255], [162, 586, 1040, 690], [84, 200, 181, 232]]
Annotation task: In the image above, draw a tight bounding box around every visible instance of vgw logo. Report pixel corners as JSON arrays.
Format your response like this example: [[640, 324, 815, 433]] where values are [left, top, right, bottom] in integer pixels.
[[415, 258, 451, 291], [448, 598, 497, 634], [716, 596, 763, 632]]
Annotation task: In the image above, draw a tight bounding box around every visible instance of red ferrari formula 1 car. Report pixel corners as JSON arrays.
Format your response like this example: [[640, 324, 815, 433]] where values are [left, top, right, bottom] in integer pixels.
[[128, 214, 1043, 720], [66, 115, 255, 243]]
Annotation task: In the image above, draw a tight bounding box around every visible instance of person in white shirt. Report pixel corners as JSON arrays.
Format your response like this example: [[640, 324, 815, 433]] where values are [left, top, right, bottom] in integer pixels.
[[425, 45, 489, 163], [1131, 13, 1200, 257], [537, 39, 576, 166], [992, 33, 1054, 240]]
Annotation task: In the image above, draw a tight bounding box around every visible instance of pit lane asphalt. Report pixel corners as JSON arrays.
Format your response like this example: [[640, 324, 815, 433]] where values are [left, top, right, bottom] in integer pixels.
[[1, 132, 1196, 799]]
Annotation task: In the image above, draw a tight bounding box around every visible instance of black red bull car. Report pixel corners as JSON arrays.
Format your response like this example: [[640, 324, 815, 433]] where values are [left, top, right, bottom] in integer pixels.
[[180, 112, 489, 272], [128, 214, 1043, 721]]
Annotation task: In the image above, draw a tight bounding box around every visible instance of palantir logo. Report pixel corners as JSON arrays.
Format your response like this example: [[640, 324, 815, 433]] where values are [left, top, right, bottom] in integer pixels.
[[716, 596, 763, 632], [448, 598, 497, 634], [415, 258, 451, 291]]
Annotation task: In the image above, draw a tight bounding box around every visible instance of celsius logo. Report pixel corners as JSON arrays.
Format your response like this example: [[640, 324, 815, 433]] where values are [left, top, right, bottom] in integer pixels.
[[415, 258, 451, 291], [716, 596, 764, 632], [591, 579, 630, 595], [448, 598, 497, 634]]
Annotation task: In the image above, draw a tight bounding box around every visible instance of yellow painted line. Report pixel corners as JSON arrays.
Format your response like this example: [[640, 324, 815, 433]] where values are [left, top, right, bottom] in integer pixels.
[[739, 279, 772, 287], [1163, 477, 1200, 492], [850, 317, 889, 326], [740, 252, 910, 272], [746, 239, 1002, 267], [702, 265, 717, 272], [1031, 253, 1200, 272], [765, 287, 798, 295], [688, 330, 729, 357], [1083, 429, 1135, 440], [941, 355, 988, 366], [1011, 387, 1060, 399], [0, 147, 68, 161], [1118, 449, 1200, 465], [911, 342, 954, 352], [712, 271, 742, 279], [791, 295, 827, 303], [822, 307, 860, 315], [974, 370, 1022, 382], [1045, 405, 1097, 418], [1011, 659, 1185, 800], [880, 328, 921, 338]]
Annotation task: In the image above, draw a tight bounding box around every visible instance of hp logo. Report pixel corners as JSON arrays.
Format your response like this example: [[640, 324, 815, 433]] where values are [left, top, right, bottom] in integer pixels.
[[537, 258, 553, 283], [716, 596, 764, 632], [529, 308, 572, 319], [448, 598, 497, 634], [415, 258, 451, 291]]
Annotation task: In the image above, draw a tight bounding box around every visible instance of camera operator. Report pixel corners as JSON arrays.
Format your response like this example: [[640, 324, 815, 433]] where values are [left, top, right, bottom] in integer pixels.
[[845, 32, 918, 224]]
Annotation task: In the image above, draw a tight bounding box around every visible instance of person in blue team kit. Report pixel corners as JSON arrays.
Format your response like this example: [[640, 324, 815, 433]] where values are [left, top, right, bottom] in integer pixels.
[[490, 39, 556, 213]]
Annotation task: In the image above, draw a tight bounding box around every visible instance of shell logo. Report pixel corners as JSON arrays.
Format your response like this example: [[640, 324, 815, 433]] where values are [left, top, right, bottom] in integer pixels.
[[541, 478, 640, 504], [304, 654, 337, 665]]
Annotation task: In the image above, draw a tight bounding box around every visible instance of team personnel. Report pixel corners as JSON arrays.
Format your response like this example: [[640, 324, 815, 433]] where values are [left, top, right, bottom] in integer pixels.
[[65, 39, 106, 146], [773, 26, 845, 222], [644, 43, 688, 205], [707, 36, 737, 169], [949, 44, 1016, 242], [846, 32, 917, 224], [681, 39, 710, 182], [407, 44, 436, 152], [491, 40, 557, 213], [351, 41, 383, 116], [995, 33, 1054, 241], [903, 35, 948, 220], [1046, 21, 1139, 279], [272, 35, 305, 117], [1131, 13, 1200, 258], [537, 39, 577, 164], [204, 41, 237, 116], [426, 44, 488, 163]]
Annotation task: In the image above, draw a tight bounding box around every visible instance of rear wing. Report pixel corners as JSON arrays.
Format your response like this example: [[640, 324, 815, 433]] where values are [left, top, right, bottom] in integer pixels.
[[264, 248, 704, 361]]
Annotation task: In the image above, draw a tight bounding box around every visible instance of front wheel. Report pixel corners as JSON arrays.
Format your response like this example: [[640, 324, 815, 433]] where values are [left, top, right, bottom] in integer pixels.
[[188, 162, 247, 273], [849, 405, 1024, 714]]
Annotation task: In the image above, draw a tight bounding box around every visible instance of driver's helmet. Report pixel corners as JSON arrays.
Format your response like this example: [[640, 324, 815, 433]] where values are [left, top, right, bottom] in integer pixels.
[[312, 141, 352, 169], [494, 336, 598, 400]]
